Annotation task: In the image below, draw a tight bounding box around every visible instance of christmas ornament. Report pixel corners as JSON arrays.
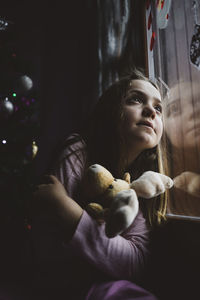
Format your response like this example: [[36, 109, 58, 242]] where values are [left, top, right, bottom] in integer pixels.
[[156, 0, 171, 29], [32, 141, 38, 158], [150, 32, 156, 51], [148, 11, 152, 30], [14, 75, 33, 95], [0, 17, 13, 31], [190, 1, 200, 70], [25, 141, 38, 160], [0, 97, 14, 120]]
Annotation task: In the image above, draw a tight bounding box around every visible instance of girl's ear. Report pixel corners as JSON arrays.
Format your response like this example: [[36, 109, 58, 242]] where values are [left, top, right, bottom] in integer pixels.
[[123, 172, 131, 184]]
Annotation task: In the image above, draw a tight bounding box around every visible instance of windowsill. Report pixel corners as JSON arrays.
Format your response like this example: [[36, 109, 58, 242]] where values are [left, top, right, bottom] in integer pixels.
[[166, 213, 200, 222]]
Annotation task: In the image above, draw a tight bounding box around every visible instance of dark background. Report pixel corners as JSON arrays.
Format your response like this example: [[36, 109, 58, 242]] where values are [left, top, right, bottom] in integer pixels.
[[0, 1, 146, 298], [0, 1, 199, 300], [0, 0, 146, 177], [0, 0, 99, 175], [0, 1, 99, 298]]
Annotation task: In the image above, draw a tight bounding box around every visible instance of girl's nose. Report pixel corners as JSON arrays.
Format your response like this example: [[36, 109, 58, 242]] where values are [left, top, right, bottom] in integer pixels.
[[142, 105, 156, 119]]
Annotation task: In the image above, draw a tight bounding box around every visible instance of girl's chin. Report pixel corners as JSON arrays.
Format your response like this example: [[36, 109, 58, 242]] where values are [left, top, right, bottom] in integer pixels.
[[131, 135, 158, 150], [138, 132, 157, 145]]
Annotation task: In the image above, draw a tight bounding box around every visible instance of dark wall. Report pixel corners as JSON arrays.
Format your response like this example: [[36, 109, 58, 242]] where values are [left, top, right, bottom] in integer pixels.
[[0, 1, 147, 178], [34, 0, 146, 177], [0, 0, 99, 293], [0, 0, 98, 177], [34, 1, 99, 176]]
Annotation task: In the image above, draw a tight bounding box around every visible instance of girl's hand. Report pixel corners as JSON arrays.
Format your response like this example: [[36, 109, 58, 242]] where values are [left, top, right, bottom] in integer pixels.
[[32, 175, 83, 237], [131, 171, 174, 199], [33, 175, 69, 213]]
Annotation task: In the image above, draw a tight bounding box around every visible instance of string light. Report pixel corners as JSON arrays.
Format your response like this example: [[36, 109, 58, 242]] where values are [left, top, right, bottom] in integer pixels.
[[12, 93, 17, 97], [2, 140, 7, 144]]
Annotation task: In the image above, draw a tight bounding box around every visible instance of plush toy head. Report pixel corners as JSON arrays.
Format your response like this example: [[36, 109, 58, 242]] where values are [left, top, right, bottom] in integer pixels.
[[82, 164, 139, 237], [83, 164, 131, 205]]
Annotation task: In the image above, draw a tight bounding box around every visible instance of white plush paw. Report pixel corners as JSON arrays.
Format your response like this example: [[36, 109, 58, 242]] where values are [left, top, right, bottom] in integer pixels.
[[105, 189, 139, 238], [131, 171, 173, 199], [174, 171, 200, 197]]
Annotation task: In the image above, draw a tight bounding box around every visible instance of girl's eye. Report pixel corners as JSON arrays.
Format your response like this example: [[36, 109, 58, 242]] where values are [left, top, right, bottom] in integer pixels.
[[155, 105, 162, 113], [127, 97, 142, 104]]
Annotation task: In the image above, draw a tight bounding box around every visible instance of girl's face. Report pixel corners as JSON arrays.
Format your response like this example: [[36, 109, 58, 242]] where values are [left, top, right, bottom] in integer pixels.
[[121, 80, 163, 153], [164, 82, 200, 150]]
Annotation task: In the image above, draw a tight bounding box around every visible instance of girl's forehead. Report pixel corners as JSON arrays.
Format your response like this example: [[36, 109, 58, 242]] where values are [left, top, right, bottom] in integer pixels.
[[128, 79, 161, 100]]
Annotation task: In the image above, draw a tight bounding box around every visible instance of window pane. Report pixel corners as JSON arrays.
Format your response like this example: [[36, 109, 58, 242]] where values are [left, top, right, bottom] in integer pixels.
[[147, 0, 200, 219]]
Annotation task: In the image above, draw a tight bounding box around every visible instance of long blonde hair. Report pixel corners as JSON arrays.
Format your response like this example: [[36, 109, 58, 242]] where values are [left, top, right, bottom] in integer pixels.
[[81, 68, 169, 225]]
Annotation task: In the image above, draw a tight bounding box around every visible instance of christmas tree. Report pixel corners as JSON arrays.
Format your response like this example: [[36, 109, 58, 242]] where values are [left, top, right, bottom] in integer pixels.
[[0, 17, 40, 228]]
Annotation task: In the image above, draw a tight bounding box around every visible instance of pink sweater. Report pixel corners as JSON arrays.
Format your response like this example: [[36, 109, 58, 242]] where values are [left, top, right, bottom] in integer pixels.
[[32, 134, 151, 299], [53, 134, 150, 281]]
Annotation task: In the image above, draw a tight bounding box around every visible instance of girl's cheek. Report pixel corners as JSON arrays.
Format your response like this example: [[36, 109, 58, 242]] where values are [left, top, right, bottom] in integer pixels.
[[161, 119, 164, 132], [157, 117, 163, 132], [158, 120, 164, 140]]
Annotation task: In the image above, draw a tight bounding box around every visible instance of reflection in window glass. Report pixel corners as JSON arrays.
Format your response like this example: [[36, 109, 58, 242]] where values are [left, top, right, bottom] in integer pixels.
[[146, 0, 200, 219]]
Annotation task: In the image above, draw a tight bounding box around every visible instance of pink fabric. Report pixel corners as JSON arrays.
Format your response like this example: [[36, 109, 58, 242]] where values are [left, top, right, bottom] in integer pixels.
[[68, 210, 149, 280], [33, 133, 157, 299], [53, 134, 150, 281], [52, 134, 87, 204]]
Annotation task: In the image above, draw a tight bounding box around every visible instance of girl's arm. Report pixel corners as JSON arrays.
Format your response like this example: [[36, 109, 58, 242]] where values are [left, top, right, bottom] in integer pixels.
[[67, 208, 149, 281], [32, 175, 83, 240], [35, 136, 150, 281], [33, 174, 149, 282]]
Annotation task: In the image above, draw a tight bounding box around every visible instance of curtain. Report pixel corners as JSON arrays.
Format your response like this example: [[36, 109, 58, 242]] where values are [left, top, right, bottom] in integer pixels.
[[97, 0, 146, 96]]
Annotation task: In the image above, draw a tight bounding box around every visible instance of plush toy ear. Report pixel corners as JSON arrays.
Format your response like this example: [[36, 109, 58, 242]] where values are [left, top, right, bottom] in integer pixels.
[[123, 172, 131, 184]]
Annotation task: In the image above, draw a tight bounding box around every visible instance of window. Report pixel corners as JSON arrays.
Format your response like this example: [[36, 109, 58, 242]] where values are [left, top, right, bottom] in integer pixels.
[[145, 0, 200, 220]]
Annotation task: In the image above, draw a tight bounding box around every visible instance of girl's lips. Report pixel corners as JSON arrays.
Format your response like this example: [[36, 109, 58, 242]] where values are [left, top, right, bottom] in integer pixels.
[[137, 121, 154, 130]]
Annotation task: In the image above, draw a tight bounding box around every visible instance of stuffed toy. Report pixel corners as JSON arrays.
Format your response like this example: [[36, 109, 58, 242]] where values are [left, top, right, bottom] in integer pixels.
[[82, 164, 173, 238]]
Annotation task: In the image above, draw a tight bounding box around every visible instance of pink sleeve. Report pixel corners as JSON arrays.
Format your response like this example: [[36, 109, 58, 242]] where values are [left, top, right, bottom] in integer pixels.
[[52, 135, 87, 205], [52, 135, 150, 280], [66, 210, 150, 280]]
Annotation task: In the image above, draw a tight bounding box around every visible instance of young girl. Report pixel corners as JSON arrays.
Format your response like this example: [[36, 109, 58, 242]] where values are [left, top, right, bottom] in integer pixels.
[[33, 68, 169, 299]]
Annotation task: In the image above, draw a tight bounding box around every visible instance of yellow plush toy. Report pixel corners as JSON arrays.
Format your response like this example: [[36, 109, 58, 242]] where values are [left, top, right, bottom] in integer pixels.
[[82, 164, 173, 238]]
